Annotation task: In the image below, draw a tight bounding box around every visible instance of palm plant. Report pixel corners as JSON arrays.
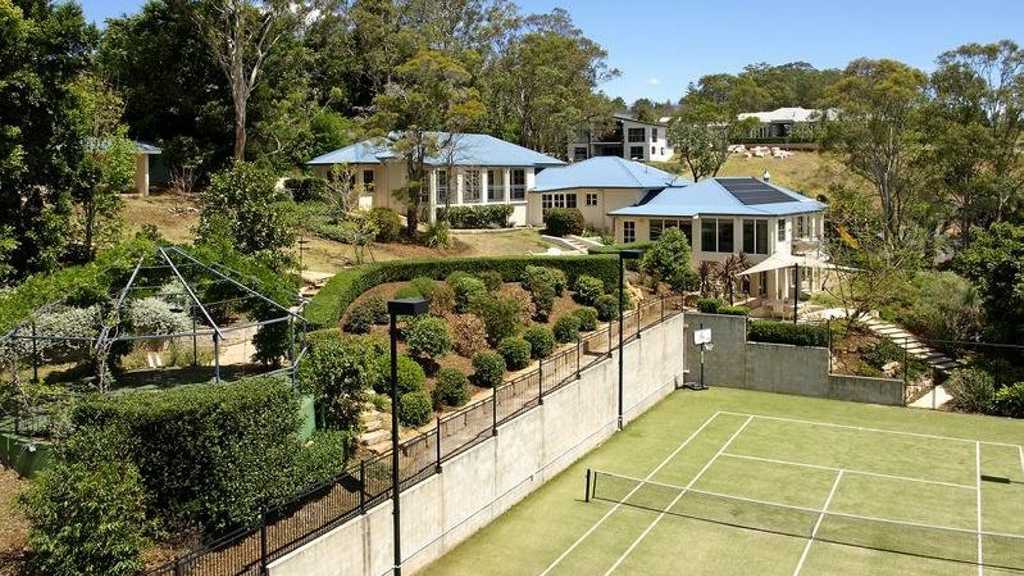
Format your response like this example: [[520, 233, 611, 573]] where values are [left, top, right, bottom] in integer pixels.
[[697, 261, 719, 297], [715, 253, 750, 304]]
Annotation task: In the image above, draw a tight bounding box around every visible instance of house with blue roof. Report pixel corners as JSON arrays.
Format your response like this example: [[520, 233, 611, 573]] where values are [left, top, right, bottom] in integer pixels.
[[307, 133, 564, 226]]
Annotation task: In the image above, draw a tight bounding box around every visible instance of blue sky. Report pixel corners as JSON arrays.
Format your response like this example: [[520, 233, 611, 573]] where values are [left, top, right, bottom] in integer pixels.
[[81, 0, 1024, 103]]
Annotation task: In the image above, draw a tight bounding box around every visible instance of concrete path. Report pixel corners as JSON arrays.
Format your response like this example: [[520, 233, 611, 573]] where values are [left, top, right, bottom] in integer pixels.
[[540, 235, 587, 254]]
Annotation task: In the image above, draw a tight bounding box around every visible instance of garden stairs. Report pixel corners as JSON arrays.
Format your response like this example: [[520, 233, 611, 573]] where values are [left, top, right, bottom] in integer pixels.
[[359, 409, 391, 454], [861, 316, 958, 409]]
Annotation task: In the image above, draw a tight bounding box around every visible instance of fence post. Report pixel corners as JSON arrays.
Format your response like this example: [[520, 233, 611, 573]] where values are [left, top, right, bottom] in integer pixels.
[[661, 295, 665, 323], [259, 512, 268, 575], [585, 469, 592, 503], [491, 386, 498, 436], [903, 337, 909, 387], [826, 319, 832, 373], [435, 418, 442, 473], [576, 338, 581, 379], [174, 558, 183, 576], [538, 359, 544, 405], [636, 306, 642, 340], [31, 321, 38, 383], [359, 459, 366, 513]]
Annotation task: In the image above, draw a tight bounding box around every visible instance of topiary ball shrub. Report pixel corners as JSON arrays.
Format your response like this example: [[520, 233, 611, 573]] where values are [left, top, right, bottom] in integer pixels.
[[522, 265, 567, 295], [399, 390, 433, 426], [572, 275, 605, 306], [432, 368, 470, 408], [405, 315, 452, 364], [479, 270, 503, 292], [994, 382, 1024, 418], [946, 368, 996, 414], [370, 355, 427, 395], [363, 294, 389, 325], [574, 307, 599, 331], [553, 315, 581, 343], [449, 314, 488, 357], [369, 207, 402, 242], [393, 284, 422, 300], [522, 325, 555, 359], [696, 298, 723, 314], [429, 283, 456, 316], [497, 337, 532, 370], [472, 351, 506, 388], [595, 294, 619, 322], [409, 277, 437, 301], [343, 300, 376, 333], [449, 275, 487, 313], [470, 295, 522, 345], [544, 207, 585, 237]]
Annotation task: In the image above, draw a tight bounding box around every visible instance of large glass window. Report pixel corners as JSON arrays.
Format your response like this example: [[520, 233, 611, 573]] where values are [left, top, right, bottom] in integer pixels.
[[487, 169, 505, 202], [463, 169, 481, 203], [510, 169, 526, 201], [362, 169, 374, 191], [623, 221, 636, 243], [628, 127, 645, 142], [743, 219, 769, 254], [718, 219, 734, 253], [777, 219, 786, 242], [573, 147, 588, 161], [651, 127, 659, 141], [541, 193, 577, 209], [650, 219, 693, 244], [629, 146, 644, 159], [701, 220, 717, 252], [436, 170, 448, 203], [797, 215, 806, 238], [650, 219, 663, 241]]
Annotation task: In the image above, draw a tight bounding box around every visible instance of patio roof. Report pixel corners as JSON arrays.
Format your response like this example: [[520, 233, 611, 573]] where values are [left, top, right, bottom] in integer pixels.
[[738, 251, 832, 276]]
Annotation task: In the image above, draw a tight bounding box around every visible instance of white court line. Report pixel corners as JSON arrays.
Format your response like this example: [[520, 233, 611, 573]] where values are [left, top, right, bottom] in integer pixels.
[[792, 469, 844, 576], [976, 442, 984, 576], [719, 410, 1023, 448], [602, 416, 754, 576], [537, 411, 723, 576], [1019, 445, 1024, 479], [720, 452, 976, 490]]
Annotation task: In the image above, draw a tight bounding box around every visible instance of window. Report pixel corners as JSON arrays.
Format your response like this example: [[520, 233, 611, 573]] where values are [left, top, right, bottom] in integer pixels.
[[759, 271, 768, 296], [574, 147, 588, 161], [629, 146, 644, 160], [660, 147, 665, 156], [777, 219, 786, 242], [464, 169, 481, 203], [742, 219, 769, 254], [649, 219, 692, 244], [796, 215, 806, 238], [541, 193, 577, 209], [651, 146, 656, 155], [436, 170, 449, 203], [487, 169, 505, 202], [701, 218, 734, 253], [628, 127, 645, 142], [510, 169, 526, 201], [585, 193, 598, 207], [362, 169, 375, 191], [650, 219, 662, 241], [623, 221, 636, 243], [718, 219, 734, 252], [651, 127, 659, 141]]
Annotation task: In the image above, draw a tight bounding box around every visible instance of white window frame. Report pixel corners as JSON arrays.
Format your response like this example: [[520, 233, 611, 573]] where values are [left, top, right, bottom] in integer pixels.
[[436, 170, 449, 203], [585, 193, 598, 207], [487, 169, 505, 203], [463, 169, 481, 203], [510, 169, 526, 201]]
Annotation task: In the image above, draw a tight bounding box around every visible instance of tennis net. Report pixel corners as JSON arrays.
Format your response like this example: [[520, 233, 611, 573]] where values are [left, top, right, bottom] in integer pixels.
[[586, 469, 1024, 572]]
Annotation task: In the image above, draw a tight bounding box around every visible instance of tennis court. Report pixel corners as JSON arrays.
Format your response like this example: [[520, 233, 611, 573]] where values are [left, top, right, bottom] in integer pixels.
[[420, 388, 1024, 576]]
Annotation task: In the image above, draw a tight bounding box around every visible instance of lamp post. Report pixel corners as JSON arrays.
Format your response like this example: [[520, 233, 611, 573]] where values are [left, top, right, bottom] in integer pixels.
[[386, 297, 428, 576], [617, 249, 643, 430]]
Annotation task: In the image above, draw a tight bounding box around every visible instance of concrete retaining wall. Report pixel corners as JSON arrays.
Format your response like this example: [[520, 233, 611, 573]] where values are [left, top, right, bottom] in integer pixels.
[[684, 313, 903, 406], [268, 312, 687, 576]]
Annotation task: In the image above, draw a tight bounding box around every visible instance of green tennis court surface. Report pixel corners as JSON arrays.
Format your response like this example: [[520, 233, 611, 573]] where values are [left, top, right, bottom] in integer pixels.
[[420, 388, 1024, 576]]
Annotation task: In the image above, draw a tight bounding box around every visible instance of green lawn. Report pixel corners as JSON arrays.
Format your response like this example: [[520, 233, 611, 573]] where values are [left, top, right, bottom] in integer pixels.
[[420, 388, 1024, 576]]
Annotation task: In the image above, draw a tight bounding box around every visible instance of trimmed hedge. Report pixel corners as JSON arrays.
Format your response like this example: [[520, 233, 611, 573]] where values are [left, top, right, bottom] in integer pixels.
[[573, 307, 598, 331], [432, 368, 470, 408], [399, 391, 433, 426], [587, 240, 655, 255], [553, 315, 581, 343], [306, 255, 619, 328], [522, 326, 554, 359], [543, 208, 584, 237], [747, 320, 829, 347], [498, 337, 532, 370], [436, 204, 513, 229], [472, 351, 506, 388]]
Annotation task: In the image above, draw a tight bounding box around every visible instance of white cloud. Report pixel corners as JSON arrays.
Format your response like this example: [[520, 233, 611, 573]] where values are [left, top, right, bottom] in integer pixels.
[[647, 77, 661, 86]]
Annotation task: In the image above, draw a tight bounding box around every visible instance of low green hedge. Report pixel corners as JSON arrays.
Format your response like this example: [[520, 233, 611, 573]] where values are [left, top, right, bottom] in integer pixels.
[[436, 204, 513, 229], [747, 320, 829, 347], [306, 255, 619, 328], [586, 240, 655, 255]]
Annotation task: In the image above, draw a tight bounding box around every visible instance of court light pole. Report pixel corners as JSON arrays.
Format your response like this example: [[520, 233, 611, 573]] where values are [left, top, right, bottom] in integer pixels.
[[617, 249, 643, 430], [387, 297, 428, 576]]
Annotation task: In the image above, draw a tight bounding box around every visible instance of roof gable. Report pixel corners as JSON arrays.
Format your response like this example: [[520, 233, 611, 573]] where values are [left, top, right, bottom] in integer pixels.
[[608, 177, 825, 218], [307, 133, 564, 167], [534, 156, 684, 192]]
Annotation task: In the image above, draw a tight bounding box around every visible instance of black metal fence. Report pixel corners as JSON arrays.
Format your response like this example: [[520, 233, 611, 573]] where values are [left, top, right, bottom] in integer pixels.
[[144, 294, 684, 576]]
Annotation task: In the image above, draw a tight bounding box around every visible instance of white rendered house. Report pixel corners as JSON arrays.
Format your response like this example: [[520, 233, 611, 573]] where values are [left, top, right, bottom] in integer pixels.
[[306, 133, 564, 227], [569, 113, 674, 163]]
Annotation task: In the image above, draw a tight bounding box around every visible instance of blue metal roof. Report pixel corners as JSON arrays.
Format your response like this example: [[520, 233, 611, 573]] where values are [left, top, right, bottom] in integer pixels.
[[608, 177, 825, 218], [307, 133, 564, 168], [534, 157, 685, 192]]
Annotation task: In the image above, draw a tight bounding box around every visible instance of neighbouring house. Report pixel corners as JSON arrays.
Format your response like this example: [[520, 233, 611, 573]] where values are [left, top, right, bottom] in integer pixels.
[[306, 133, 564, 226], [528, 156, 683, 232], [609, 175, 829, 314], [568, 112, 674, 163], [735, 107, 832, 146], [133, 141, 162, 195]]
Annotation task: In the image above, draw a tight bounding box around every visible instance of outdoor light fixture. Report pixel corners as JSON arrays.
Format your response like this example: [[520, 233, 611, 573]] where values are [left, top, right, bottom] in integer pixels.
[[617, 249, 643, 430], [386, 297, 428, 576]]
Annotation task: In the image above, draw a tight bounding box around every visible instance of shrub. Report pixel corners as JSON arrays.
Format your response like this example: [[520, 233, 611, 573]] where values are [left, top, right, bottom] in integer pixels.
[[544, 207, 585, 237], [433, 368, 470, 408], [298, 337, 374, 431], [449, 275, 487, 313], [405, 316, 452, 362], [522, 326, 555, 359], [863, 338, 903, 371], [697, 298, 723, 314], [409, 277, 437, 301], [994, 382, 1024, 418], [423, 220, 451, 248], [399, 391, 433, 426], [553, 315, 581, 343], [472, 351, 506, 388], [887, 271, 982, 342], [197, 162, 295, 258], [289, 430, 351, 492], [437, 204, 514, 229], [70, 377, 302, 534], [369, 355, 427, 395], [573, 307, 598, 331], [573, 275, 605, 306], [640, 228, 693, 287], [125, 297, 192, 336], [305, 255, 619, 328], [595, 294, 619, 321], [368, 207, 402, 242], [526, 277, 555, 321], [479, 270, 503, 292], [23, 459, 148, 576], [429, 283, 456, 316], [471, 296, 522, 345], [449, 314, 488, 357], [393, 284, 422, 300], [343, 300, 376, 334], [284, 176, 328, 202], [747, 320, 829, 347], [1, 304, 100, 364], [362, 294, 389, 325], [946, 368, 996, 413], [668, 267, 699, 293], [498, 337, 532, 369], [718, 305, 750, 316], [523, 265, 567, 295]]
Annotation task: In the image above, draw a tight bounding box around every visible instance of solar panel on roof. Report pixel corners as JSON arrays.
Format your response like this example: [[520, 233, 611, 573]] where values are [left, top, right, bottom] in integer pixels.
[[715, 178, 794, 205]]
